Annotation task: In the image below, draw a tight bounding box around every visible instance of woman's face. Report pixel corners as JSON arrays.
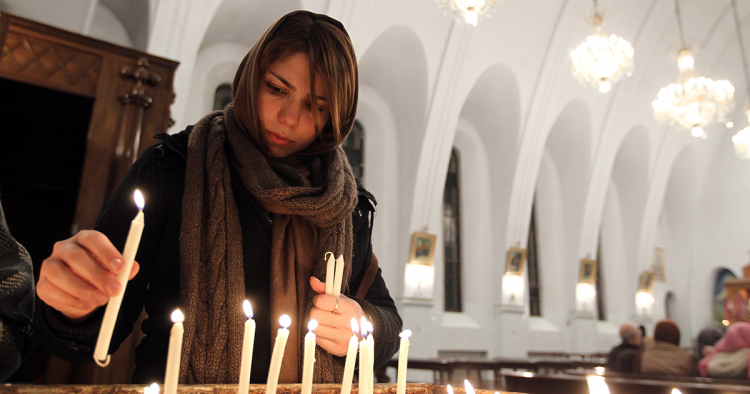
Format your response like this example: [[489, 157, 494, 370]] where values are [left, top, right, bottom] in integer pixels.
[[257, 52, 330, 158]]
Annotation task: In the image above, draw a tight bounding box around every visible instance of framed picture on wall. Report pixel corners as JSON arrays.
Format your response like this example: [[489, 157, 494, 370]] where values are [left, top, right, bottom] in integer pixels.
[[578, 258, 597, 284], [652, 247, 666, 282], [408, 232, 437, 266], [638, 271, 655, 293], [505, 247, 527, 276]]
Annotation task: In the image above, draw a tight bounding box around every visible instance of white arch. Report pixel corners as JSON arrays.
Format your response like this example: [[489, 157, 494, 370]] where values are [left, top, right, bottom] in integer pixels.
[[358, 24, 431, 275], [184, 42, 249, 127], [356, 85, 400, 294]]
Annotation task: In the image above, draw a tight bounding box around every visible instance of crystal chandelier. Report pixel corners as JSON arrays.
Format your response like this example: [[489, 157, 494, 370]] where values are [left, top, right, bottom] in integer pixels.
[[652, 0, 735, 138], [731, 0, 750, 159], [570, 1, 634, 93], [436, 0, 500, 27]]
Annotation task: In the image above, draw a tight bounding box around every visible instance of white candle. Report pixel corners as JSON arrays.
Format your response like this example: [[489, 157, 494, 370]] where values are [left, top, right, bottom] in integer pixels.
[[396, 330, 412, 394], [94, 189, 145, 366], [144, 382, 160, 394], [238, 300, 256, 394], [164, 309, 184, 394], [333, 255, 345, 298], [446, 384, 453, 394], [365, 322, 375, 394], [301, 319, 318, 394], [358, 317, 368, 394], [341, 318, 359, 394], [325, 252, 335, 294], [266, 314, 291, 394]]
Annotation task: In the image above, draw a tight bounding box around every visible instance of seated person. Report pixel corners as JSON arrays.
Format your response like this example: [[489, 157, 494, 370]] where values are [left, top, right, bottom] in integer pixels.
[[699, 322, 750, 379], [0, 201, 35, 381], [694, 327, 723, 360], [606, 323, 642, 373], [639, 319, 698, 376]]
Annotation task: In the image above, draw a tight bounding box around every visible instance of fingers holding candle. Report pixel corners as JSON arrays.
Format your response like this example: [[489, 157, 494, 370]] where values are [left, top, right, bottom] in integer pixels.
[[37, 230, 140, 320]]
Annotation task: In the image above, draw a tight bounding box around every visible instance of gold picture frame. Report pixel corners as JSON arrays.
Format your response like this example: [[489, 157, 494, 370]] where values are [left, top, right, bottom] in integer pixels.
[[408, 232, 437, 266], [505, 247, 527, 276], [638, 271, 655, 293], [578, 258, 597, 284], [652, 247, 666, 282]]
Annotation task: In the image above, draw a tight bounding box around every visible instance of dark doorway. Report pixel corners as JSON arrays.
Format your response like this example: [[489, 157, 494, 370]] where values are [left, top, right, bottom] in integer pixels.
[[0, 77, 93, 383]]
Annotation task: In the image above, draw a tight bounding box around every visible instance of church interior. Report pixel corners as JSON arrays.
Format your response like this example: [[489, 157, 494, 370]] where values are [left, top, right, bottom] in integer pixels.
[[2, 0, 750, 391]]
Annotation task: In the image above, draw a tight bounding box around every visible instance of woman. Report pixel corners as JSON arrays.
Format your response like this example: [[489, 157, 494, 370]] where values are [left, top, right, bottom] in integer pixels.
[[35, 10, 401, 385], [699, 322, 750, 379]]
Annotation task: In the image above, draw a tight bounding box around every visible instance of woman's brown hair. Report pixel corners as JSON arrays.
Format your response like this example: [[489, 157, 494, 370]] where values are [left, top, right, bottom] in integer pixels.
[[256, 12, 358, 156]]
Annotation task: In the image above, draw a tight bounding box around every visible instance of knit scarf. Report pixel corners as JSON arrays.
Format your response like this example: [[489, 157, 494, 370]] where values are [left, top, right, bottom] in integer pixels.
[[177, 10, 358, 384]]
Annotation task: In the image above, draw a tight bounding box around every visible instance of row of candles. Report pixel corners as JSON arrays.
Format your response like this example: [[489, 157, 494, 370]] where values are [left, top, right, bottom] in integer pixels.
[[96, 191, 414, 394], [158, 301, 412, 394]]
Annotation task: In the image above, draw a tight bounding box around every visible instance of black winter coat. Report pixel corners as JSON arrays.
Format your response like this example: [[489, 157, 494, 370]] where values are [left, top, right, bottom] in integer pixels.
[[35, 128, 401, 384]]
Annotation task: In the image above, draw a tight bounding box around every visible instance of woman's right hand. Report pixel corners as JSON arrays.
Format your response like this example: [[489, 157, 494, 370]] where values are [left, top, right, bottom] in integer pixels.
[[37, 230, 140, 322]]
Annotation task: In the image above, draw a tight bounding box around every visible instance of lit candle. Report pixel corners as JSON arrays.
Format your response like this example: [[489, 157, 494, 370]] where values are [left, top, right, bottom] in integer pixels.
[[325, 252, 335, 294], [365, 322, 375, 394], [341, 318, 359, 394], [301, 319, 318, 394], [464, 379, 475, 394], [164, 309, 184, 394], [333, 255, 345, 298], [143, 382, 160, 394], [238, 300, 256, 394], [446, 384, 453, 394], [266, 314, 291, 394], [358, 317, 368, 394], [94, 189, 145, 366], [396, 329, 412, 394]]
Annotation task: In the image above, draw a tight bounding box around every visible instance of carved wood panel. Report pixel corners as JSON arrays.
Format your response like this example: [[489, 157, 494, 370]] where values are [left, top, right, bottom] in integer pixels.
[[0, 31, 102, 97]]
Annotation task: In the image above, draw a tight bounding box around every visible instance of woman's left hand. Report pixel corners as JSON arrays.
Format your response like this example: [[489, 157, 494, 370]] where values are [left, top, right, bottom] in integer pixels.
[[309, 276, 365, 356]]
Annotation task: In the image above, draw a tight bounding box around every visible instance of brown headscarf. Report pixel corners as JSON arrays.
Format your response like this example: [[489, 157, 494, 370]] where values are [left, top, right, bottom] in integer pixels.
[[178, 10, 359, 384]]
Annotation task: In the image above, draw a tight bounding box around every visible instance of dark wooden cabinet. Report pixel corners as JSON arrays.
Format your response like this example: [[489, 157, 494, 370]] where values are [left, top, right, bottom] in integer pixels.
[[0, 12, 178, 384]]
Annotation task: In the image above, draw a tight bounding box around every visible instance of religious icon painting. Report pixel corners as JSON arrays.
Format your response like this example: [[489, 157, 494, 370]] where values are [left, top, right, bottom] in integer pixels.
[[408, 232, 437, 266], [652, 247, 666, 282], [578, 258, 597, 284], [638, 271, 655, 293], [505, 247, 527, 276]]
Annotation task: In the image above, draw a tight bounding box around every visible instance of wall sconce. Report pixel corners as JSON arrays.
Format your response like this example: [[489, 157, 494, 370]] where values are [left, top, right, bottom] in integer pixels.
[[502, 274, 525, 306], [576, 283, 597, 311], [635, 291, 655, 315]]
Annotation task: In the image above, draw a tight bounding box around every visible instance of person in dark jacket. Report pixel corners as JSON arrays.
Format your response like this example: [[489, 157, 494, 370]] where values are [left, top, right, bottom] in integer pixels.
[[35, 10, 401, 385], [606, 323, 642, 373], [0, 200, 35, 381]]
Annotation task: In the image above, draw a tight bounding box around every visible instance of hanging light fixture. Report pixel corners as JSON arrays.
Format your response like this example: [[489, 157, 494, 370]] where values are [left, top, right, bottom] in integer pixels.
[[730, 0, 750, 159], [652, 0, 735, 138], [436, 0, 500, 27], [570, 0, 634, 93]]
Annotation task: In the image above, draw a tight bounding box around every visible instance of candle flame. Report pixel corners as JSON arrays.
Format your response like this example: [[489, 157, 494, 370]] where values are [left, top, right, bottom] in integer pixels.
[[399, 329, 412, 338], [308, 319, 318, 332], [464, 379, 475, 394], [243, 300, 253, 319], [360, 316, 368, 337], [171, 309, 184, 323], [366, 321, 374, 334], [446, 384, 454, 394], [595, 366, 605, 376], [279, 314, 291, 328], [134, 190, 145, 210], [144, 382, 160, 394], [351, 318, 359, 334], [522, 372, 534, 378]]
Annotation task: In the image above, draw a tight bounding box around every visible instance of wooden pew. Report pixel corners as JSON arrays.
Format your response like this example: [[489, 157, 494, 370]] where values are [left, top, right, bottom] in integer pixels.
[[504, 370, 750, 394]]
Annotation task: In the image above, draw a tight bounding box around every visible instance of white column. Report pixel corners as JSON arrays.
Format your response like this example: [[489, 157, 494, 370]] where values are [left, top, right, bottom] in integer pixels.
[[146, 0, 223, 133]]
